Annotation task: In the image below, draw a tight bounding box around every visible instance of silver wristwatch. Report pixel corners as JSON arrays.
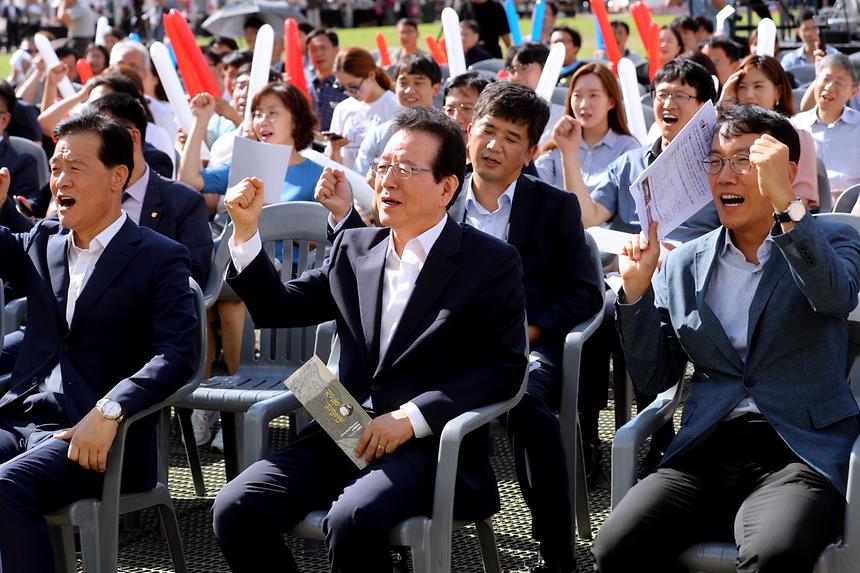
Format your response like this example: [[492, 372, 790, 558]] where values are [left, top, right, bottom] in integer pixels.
[[96, 398, 125, 422], [773, 199, 806, 223]]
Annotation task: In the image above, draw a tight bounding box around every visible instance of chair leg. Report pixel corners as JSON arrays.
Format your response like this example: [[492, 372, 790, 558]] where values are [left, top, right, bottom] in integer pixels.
[[574, 421, 592, 541], [47, 524, 77, 573], [77, 512, 107, 573], [409, 541, 431, 573], [475, 519, 502, 573], [155, 502, 188, 573], [176, 407, 207, 496]]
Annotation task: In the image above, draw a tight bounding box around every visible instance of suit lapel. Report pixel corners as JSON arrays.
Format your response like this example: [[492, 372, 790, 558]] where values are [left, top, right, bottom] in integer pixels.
[[375, 218, 460, 377], [355, 235, 388, 367], [694, 229, 744, 370], [139, 171, 163, 231], [46, 230, 70, 322], [746, 242, 789, 349], [68, 218, 140, 332], [506, 175, 539, 251]]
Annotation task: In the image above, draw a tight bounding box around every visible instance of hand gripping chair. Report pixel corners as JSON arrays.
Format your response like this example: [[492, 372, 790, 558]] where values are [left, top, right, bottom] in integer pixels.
[[44, 277, 207, 573], [175, 201, 331, 493], [610, 213, 860, 573], [279, 320, 530, 573]]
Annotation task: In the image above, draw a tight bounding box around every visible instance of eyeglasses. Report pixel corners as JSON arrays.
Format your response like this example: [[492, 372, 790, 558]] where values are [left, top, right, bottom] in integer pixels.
[[442, 103, 475, 116], [334, 77, 366, 95], [820, 76, 853, 90], [370, 159, 433, 180], [701, 153, 752, 175], [505, 62, 536, 75], [653, 91, 698, 105]]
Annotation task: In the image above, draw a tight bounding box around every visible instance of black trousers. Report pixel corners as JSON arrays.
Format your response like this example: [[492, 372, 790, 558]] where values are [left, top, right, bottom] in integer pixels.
[[506, 360, 576, 569], [593, 414, 844, 572]]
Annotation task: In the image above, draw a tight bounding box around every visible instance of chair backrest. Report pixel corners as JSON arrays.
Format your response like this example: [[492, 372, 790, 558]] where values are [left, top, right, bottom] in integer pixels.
[[8, 135, 49, 189], [790, 64, 817, 85], [833, 184, 860, 213], [792, 86, 807, 114], [467, 58, 504, 72], [817, 157, 832, 213], [642, 102, 655, 130], [551, 85, 568, 106], [240, 202, 331, 372]]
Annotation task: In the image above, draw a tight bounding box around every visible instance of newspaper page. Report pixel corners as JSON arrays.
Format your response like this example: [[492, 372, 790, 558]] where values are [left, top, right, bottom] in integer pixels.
[[629, 100, 717, 240], [284, 356, 373, 469]]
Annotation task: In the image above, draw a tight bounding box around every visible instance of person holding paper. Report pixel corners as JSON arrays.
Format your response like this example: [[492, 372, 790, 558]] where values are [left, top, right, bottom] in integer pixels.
[[211, 106, 528, 573], [536, 63, 640, 193], [594, 103, 860, 573]]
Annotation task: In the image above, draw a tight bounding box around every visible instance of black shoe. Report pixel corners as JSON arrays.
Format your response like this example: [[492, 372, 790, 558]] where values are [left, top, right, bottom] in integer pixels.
[[583, 439, 603, 486], [529, 554, 579, 573]]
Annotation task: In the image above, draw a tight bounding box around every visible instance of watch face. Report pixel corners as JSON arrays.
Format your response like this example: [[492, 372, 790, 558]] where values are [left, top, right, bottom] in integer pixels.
[[99, 399, 122, 418], [788, 201, 806, 221]]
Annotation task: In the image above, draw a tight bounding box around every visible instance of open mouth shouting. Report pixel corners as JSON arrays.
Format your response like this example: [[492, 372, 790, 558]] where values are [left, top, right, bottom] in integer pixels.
[[661, 113, 679, 127], [56, 193, 77, 213], [258, 129, 275, 143], [719, 193, 745, 209]]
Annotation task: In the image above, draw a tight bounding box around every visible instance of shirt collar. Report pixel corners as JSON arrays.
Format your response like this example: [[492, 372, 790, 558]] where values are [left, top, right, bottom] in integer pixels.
[[68, 211, 128, 254], [720, 230, 773, 268], [464, 175, 517, 215], [645, 138, 663, 164], [123, 166, 149, 205], [385, 213, 448, 266], [581, 128, 619, 151]]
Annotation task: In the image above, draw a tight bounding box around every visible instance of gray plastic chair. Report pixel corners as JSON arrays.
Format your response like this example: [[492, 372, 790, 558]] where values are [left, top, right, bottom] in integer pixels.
[[281, 322, 531, 573], [175, 201, 331, 493], [9, 135, 50, 189], [45, 277, 206, 573], [833, 184, 860, 213], [793, 85, 809, 114], [561, 232, 606, 541], [790, 64, 817, 86], [610, 213, 860, 572], [468, 58, 505, 73], [818, 157, 833, 213], [552, 85, 569, 106]]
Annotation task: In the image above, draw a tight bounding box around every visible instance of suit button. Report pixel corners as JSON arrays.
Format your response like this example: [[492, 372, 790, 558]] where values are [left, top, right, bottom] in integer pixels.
[[58, 342, 69, 352], [370, 382, 381, 392]]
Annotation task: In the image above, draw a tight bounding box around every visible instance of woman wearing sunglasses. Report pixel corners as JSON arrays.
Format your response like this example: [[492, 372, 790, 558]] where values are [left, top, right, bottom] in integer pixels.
[[328, 47, 400, 170]]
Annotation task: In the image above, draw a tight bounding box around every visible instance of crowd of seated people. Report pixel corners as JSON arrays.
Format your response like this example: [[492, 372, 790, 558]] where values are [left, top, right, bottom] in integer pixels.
[[1, 4, 860, 572]]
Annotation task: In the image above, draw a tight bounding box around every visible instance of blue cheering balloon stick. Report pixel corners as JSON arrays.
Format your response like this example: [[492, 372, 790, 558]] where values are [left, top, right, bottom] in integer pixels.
[[531, 0, 545, 43], [505, 0, 522, 46], [594, 16, 605, 51]]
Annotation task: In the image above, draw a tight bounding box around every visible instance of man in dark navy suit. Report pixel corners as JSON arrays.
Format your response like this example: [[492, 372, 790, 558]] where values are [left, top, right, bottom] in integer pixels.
[[0, 112, 198, 572], [0, 81, 38, 200], [211, 107, 528, 573]]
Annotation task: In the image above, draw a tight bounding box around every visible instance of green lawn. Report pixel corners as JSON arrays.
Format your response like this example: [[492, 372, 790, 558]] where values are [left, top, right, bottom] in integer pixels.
[[0, 13, 687, 79]]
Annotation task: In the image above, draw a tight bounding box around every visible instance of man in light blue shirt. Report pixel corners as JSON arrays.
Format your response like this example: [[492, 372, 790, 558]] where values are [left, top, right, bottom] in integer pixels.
[[792, 54, 860, 195], [780, 10, 841, 70]]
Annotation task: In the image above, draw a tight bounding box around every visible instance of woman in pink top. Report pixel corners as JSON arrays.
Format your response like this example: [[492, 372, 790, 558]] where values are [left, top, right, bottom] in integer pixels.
[[719, 55, 819, 209]]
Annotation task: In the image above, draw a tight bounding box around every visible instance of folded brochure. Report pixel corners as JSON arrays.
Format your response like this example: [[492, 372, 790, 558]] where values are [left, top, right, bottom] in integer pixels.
[[283, 356, 373, 469]]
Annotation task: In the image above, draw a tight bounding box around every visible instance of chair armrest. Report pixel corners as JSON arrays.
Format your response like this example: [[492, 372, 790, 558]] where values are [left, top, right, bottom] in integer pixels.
[[559, 307, 605, 453], [610, 382, 681, 508], [4, 298, 27, 332], [314, 321, 337, 364]]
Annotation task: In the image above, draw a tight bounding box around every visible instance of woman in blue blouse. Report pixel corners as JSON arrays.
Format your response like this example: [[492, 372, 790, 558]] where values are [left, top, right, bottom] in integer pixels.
[[180, 81, 323, 212]]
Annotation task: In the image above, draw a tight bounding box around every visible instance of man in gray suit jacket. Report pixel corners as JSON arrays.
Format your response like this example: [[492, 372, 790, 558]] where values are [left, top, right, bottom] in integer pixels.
[[593, 105, 860, 572]]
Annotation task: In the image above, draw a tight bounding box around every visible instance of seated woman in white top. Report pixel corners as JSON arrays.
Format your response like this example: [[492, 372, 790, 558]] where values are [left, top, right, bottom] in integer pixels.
[[536, 63, 640, 193], [327, 47, 400, 170]]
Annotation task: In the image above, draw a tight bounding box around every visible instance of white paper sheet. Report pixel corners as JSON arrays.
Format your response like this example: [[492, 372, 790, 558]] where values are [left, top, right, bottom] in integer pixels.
[[629, 100, 717, 240], [228, 136, 291, 205]]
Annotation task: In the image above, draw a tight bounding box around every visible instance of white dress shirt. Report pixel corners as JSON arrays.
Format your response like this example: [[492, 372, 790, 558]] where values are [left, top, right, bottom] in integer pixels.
[[793, 106, 860, 193], [43, 212, 128, 393], [121, 167, 149, 225], [704, 232, 773, 420], [463, 174, 517, 241], [229, 214, 449, 439]]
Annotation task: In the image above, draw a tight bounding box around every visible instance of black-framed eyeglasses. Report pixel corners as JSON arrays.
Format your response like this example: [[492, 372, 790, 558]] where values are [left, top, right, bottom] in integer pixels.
[[334, 76, 366, 95], [653, 91, 698, 105], [370, 159, 433, 180], [701, 154, 752, 175]]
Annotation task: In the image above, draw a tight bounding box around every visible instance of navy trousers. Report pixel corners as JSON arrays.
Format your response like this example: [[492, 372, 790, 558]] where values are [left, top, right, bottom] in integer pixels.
[[212, 426, 437, 573]]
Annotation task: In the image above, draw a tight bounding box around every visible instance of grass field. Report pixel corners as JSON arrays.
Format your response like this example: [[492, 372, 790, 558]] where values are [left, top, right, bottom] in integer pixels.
[[0, 13, 685, 80]]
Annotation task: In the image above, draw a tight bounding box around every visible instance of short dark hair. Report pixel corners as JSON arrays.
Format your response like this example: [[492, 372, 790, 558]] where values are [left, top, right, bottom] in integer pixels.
[[204, 48, 223, 66], [800, 9, 816, 23], [0, 81, 16, 114], [89, 92, 148, 140], [461, 19, 481, 35], [209, 36, 239, 52], [651, 58, 717, 103], [223, 49, 252, 69], [393, 53, 442, 85], [251, 82, 318, 151], [91, 71, 155, 123], [391, 107, 466, 206], [396, 18, 419, 31], [244, 16, 265, 30], [551, 25, 582, 48], [444, 71, 493, 98], [671, 15, 698, 33], [547, 1, 559, 16], [505, 42, 551, 69], [694, 15, 714, 34], [53, 111, 134, 189], [715, 104, 800, 163], [298, 22, 315, 36], [611, 21, 630, 35], [472, 81, 550, 147], [306, 27, 339, 47], [701, 37, 740, 62], [55, 43, 78, 60]]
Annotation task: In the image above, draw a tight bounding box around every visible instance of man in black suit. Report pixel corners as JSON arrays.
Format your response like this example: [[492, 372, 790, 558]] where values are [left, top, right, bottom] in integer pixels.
[[0, 81, 38, 199], [316, 83, 603, 573], [211, 107, 528, 573], [0, 112, 198, 571]]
